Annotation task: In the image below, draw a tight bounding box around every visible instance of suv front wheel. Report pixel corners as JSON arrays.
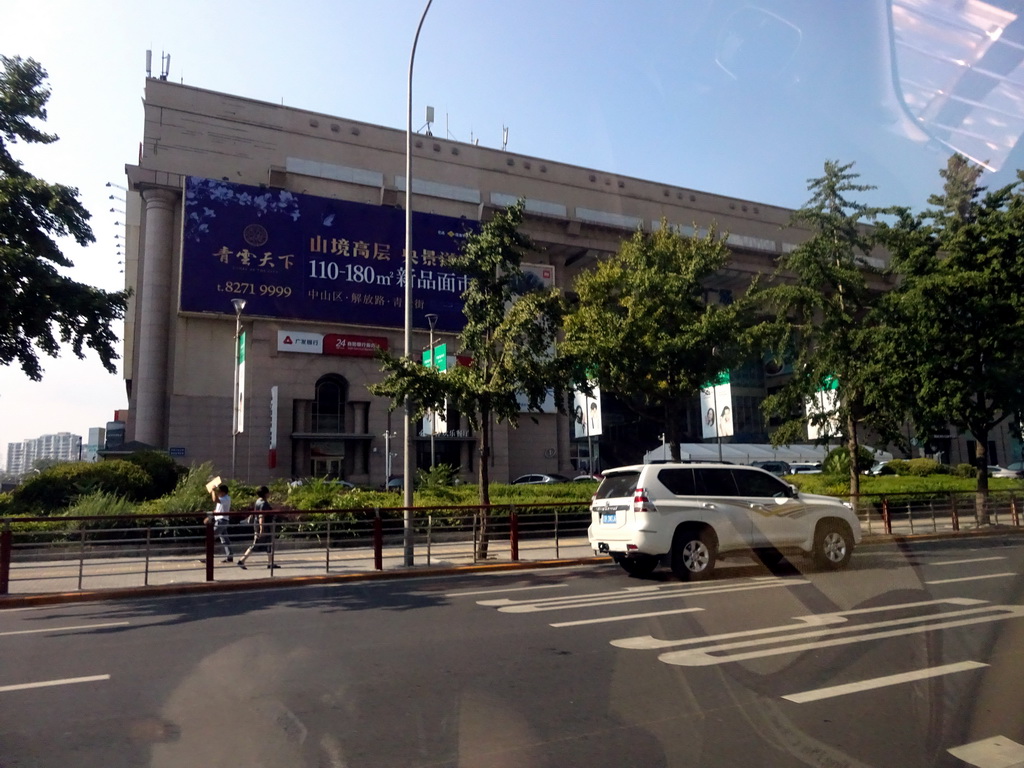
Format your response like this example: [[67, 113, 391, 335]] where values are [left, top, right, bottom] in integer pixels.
[[813, 520, 854, 570], [671, 527, 717, 581]]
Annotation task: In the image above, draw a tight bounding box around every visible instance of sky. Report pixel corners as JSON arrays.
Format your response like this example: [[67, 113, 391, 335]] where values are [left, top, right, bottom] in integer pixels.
[[2, 0, 1020, 467]]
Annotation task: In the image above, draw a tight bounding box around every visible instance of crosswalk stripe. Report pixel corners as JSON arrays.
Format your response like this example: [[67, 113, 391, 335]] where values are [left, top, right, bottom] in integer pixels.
[[0, 674, 110, 693], [551, 607, 704, 627], [782, 661, 987, 703]]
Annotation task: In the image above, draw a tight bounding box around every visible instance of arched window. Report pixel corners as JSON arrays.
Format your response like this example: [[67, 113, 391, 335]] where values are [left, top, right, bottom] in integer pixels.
[[312, 374, 348, 433]]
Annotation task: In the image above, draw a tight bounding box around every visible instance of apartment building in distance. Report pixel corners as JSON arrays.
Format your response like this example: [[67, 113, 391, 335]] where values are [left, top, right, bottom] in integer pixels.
[[5, 433, 83, 476]]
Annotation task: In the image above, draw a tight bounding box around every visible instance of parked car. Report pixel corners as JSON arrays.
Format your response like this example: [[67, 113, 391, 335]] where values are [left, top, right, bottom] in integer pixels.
[[511, 473, 572, 484], [988, 465, 1024, 479], [751, 460, 791, 476], [866, 461, 893, 476], [573, 474, 601, 482], [589, 462, 860, 580], [790, 462, 823, 474]]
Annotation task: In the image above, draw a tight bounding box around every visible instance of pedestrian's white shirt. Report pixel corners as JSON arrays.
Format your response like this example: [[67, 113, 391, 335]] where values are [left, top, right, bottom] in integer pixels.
[[214, 494, 231, 523]]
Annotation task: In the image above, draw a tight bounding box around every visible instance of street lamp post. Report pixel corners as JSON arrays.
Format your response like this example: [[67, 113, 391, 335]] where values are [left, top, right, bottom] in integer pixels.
[[231, 297, 246, 478], [426, 313, 439, 468], [403, 0, 434, 566]]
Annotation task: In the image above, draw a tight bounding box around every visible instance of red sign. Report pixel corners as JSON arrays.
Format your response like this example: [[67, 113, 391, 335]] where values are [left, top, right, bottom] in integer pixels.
[[323, 334, 389, 358]]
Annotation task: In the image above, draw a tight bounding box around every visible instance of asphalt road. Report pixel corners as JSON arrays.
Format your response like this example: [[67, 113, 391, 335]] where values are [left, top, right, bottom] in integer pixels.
[[2, 537, 1024, 767]]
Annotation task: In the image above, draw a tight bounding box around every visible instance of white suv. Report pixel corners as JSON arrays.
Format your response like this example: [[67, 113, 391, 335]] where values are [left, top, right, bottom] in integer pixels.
[[589, 462, 861, 580]]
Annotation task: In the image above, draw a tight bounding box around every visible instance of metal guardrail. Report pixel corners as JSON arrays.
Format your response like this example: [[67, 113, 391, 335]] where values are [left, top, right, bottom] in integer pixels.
[[0, 503, 593, 595], [850, 490, 1022, 536]]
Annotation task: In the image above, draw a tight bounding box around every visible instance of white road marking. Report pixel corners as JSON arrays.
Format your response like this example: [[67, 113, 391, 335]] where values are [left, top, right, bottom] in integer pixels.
[[656, 604, 1024, 666], [926, 573, 1016, 585], [0, 674, 110, 693], [782, 661, 987, 703], [551, 607, 705, 627], [480, 577, 809, 613], [948, 735, 1024, 767], [930, 557, 1006, 567], [0, 621, 129, 637], [613, 598, 985, 650], [440, 584, 568, 597]]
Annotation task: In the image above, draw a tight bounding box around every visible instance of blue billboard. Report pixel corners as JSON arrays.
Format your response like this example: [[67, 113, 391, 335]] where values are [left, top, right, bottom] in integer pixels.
[[180, 177, 476, 331]]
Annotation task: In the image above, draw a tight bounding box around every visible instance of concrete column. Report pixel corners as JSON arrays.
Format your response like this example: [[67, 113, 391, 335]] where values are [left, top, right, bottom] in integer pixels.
[[133, 188, 178, 448]]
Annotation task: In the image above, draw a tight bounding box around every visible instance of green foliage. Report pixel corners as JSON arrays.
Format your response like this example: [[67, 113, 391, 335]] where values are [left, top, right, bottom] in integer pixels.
[[904, 458, 944, 477], [885, 458, 944, 477], [9, 460, 151, 513], [63, 490, 137, 536], [822, 446, 874, 475], [562, 219, 758, 459], [135, 463, 216, 519], [788, 471, 1012, 496], [953, 463, 975, 478], [881, 155, 1024, 497], [0, 55, 129, 380], [287, 477, 355, 511], [122, 451, 186, 499], [414, 464, 461, 502]]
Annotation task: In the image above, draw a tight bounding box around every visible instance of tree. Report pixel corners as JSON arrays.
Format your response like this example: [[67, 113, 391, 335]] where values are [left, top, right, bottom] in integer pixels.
[[370, 201, 566, 520], [560, 221, 758, 461], [0, 55, 128, 380], [882, 155, 1024, 519], [759, 160, 901, 496]]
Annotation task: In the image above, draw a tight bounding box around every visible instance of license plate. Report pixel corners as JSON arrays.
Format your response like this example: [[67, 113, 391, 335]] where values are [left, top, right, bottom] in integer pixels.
[[601, 512, 617, 525]]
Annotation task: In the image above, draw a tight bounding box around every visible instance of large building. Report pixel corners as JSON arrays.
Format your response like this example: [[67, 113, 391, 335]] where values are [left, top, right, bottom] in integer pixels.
[[5, 433, 83, 476], [118, 77, 1019, 484]]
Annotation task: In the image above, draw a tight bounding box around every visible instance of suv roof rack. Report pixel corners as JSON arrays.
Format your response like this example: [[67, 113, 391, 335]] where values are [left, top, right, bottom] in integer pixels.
[[645, 459, 734, 465]]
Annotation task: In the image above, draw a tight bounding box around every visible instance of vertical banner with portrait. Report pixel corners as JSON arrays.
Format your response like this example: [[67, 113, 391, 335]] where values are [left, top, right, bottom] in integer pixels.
[[699, 371, 733, 439], [572, 386, 603, 438], [806, 374, 840, 440]]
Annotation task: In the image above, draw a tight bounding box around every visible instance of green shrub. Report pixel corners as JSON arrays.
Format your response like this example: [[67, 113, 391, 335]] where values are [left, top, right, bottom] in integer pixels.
[[10, 460, 152, 513], [822, 446, 874, 475], [904, 458, 943, 476], [953, 463, 976, 478], [122, 451, 186, 499], [64, 491, 138, 535]]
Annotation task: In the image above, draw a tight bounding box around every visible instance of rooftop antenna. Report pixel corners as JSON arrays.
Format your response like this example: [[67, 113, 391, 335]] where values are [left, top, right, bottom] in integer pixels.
[[422, 105, 434, 136], [160, 52, 171, 81], [145, 50, 152, 78], [501, 125, 509, 151]]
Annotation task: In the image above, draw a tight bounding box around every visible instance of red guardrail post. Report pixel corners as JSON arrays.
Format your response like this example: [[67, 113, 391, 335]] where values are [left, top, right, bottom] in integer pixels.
[[0, 524, 12, 595], [950, 494, 960, 532], [373, 513, 383, 571], [205, 517, 215, 581], [1012, 494, 1020, 527], [510, 506, 519, 561], [881, 497, 892, 535]]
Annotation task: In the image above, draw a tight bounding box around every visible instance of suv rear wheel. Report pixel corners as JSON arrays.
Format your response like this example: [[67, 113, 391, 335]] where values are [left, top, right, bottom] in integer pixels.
[[671, 527, 716, 581], [813, 520, 853, 570], [615, 553, 659, 577]]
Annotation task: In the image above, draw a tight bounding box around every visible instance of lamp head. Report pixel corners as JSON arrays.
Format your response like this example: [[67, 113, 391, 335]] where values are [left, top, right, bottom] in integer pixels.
[[231, 298, 247, 316], [425, 313, 438, 330]]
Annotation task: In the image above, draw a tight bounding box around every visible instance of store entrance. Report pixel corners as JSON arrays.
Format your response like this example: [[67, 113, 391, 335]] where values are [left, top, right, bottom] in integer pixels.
[[311, 458, 344, 478]]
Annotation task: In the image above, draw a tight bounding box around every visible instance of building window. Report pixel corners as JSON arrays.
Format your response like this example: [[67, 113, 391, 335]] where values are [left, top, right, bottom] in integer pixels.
[[312, 374, 348, 433]]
